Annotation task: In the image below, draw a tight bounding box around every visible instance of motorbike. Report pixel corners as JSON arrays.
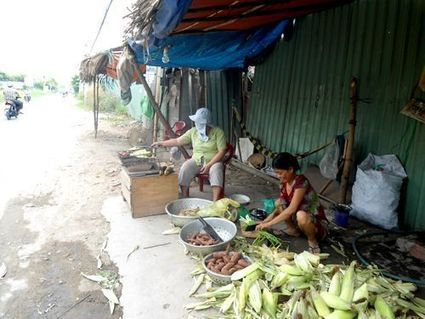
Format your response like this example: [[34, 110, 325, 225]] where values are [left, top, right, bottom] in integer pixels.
[[4, 98, 21, 120]]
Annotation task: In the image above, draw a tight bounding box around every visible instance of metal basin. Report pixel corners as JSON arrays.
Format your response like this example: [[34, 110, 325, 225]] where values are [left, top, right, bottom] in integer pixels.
[[165, 198, 213, 227], [202, 252, 252, 285], [179, 217, 237, 256]]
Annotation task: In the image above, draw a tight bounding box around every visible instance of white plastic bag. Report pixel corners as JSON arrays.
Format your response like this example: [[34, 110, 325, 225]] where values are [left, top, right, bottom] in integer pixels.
[[319, 141, 340, 180], [351, 154, 407, 230]]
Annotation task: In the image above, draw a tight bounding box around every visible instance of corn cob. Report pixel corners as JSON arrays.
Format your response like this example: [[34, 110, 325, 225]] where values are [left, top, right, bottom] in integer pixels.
[[325, 310, 356, 319], [271, 272, 288, 289], [320, 291, 352, 310], [279, 264, 303, 276], [294, 253, 313, 273], [262, 286, 278, 318], [374, 295, 395, 319], [248, 280, 262, 313], [353, 282, 369, 302], [231, 262, 260, 281], [328, 272, 342, 295], [219, 287, 235, 313], [340, 261, 356, 303], [311, 287, 331, 317], [301, 250, 321, 266]]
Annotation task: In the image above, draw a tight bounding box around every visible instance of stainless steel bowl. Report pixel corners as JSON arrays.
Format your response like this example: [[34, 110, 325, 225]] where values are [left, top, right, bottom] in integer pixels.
[[179, 217, 237, 256], [202, 252, 252, 285], [165, 198, 213, 227]]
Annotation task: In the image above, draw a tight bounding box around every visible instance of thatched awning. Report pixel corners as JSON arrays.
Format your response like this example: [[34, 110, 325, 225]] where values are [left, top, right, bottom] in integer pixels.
[[79, 47, 123, 83]]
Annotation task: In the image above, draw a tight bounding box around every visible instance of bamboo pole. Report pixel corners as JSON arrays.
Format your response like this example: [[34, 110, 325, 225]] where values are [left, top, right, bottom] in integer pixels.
[[340, 77, 358, 204], [134, 64, 190, 159]]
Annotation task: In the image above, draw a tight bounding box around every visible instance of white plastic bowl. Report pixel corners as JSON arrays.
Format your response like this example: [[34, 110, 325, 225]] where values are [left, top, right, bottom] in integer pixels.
[[228, 194, 251, 205]]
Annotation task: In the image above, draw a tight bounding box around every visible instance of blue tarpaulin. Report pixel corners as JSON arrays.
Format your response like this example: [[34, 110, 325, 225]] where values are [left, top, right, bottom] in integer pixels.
[[128, 20, 288, 70], [151, 0, 193, 40]]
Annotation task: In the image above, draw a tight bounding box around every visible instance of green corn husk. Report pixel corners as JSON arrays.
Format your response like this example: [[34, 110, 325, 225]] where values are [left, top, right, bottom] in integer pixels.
[[325, 309, 357, 319], [375, 295, 395, 319], [231, 262, 261, 281], [220, 287, 236, 314], [311, 287, 331, 317], [262, 286, 278, 318], [396, 297, 425, 316], [238, 278, 249, 314], [248, 280, 262, 313], [280, 287, 292, 296], [328, 272, 342, 295], [185, 297, 216, 310], [320, 291, 352, 311], [301, 250, 321, 266], [353, 282, 369, 303], [279, 264, 303, 276], [413, 297, 425, 308], [189, 274, 205, 296], [367, 278, 387, 293], [270, 272, 288, 289], [194, 283, 234, 299], [340, 261, 356, 303], [294, 253, 313, 273], [291, 298, 308, 318]]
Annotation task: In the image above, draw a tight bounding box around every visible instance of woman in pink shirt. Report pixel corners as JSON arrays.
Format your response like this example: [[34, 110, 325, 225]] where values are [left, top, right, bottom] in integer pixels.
[[256, 152, 328, 253]]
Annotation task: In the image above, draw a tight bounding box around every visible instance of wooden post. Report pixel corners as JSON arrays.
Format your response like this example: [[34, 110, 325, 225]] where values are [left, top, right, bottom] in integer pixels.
[[340, 77, 358, 204], [134, 65, 190, 159]]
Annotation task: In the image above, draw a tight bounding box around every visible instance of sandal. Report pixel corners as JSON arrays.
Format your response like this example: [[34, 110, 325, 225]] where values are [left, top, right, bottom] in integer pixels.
[[308, 245, 321, 254]]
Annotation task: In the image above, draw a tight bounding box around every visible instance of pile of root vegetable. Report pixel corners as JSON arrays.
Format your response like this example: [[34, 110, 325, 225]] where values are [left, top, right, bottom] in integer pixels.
[[206, 252, 250, 276], [186, 239, 425, 318], [187, 232, 218, 246]]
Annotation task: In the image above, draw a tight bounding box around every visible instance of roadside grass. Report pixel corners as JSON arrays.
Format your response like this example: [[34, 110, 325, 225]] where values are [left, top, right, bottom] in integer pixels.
[[76, 90, 131, 125]]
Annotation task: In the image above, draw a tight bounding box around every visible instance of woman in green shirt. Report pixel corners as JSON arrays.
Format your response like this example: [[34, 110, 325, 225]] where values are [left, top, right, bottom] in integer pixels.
[[152, 108, 227, 201]]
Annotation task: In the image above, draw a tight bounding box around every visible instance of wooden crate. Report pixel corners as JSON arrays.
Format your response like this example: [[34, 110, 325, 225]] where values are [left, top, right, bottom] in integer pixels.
[[121, 169, 178, 218]]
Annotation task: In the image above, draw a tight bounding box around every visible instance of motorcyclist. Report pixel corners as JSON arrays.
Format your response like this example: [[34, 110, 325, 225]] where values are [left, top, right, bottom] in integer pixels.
[[3, 83, 23, 113], [24, 90, 31, 102]]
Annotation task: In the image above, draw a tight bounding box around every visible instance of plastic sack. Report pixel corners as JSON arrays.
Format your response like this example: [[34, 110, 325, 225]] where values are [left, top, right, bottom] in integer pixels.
[[319, 141, 340, 179], [198, 198, 240, 222], [351, 154, 407, 230]]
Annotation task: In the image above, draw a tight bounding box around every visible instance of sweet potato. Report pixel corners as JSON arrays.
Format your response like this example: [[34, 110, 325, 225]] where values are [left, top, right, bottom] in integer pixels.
[[228, 267, 238, 275], [212, 251, 227, 258], [216, 262, 225, 271], [230, 252, 241, 263], [237, 259, 249, 267]]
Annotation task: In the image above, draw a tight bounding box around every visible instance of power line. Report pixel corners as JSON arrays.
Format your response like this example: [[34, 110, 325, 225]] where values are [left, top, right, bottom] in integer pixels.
[[89, 0, 114, 55]]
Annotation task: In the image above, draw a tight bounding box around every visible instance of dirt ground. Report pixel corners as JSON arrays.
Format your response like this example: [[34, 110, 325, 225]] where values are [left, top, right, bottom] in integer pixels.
[[1, 95, 422, 319], [0, 95, 129, 318]]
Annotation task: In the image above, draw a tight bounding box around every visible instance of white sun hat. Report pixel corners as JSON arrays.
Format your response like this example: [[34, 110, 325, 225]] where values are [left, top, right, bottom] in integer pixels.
[[189, 107, 211, 124]]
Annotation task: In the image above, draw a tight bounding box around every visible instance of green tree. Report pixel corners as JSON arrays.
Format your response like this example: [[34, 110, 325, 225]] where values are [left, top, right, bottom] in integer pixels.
[[34, 81, 44, 90], [71, 75, 80, 94]]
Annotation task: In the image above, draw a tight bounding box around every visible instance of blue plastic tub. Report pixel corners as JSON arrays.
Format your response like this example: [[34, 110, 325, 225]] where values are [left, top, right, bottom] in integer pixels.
[[334, 204, 351, 228]]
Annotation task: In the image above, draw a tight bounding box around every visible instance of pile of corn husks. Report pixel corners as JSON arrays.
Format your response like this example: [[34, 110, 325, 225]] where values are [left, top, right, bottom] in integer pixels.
[[186, 241, 425, 319]]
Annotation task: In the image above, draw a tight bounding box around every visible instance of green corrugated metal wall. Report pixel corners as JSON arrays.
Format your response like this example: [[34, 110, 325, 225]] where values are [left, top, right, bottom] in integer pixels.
[[247, 0, 425, 230], [207, 70, 242, 141]]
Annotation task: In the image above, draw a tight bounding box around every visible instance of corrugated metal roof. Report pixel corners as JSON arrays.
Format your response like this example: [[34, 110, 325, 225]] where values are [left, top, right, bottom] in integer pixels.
[[247, 0, 425, 230]]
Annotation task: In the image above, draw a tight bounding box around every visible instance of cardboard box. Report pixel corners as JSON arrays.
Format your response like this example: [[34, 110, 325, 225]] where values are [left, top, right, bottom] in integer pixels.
[[121, 168, 178, 218]]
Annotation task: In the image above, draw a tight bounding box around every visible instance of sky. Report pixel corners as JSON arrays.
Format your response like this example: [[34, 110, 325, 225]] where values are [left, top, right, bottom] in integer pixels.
[[0, 0, 133, 85]]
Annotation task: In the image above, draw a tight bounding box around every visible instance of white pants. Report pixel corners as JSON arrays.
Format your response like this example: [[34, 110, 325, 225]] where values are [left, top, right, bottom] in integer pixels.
[[178, 159, 224, 187]]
